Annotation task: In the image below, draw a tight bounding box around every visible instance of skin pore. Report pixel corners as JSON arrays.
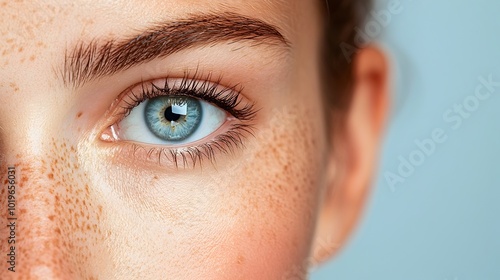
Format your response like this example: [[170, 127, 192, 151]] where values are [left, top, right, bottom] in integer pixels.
[[0, 0, 388, 279]]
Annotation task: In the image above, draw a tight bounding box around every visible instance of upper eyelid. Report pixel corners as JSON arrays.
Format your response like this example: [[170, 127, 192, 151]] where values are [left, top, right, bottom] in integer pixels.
[[116, 74, 256, 121], [95, 74, 257, 146]]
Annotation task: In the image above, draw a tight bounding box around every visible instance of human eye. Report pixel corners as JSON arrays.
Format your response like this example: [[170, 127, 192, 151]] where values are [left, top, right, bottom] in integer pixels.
[[99, 72, 257, 168]]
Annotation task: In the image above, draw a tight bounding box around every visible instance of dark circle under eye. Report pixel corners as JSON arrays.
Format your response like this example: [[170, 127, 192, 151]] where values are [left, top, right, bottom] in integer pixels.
[[144, 96, 202, 141]]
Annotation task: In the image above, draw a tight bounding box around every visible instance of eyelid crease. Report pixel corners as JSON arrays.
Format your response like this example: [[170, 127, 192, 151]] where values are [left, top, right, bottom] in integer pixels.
[[113, 71, 257, 123]]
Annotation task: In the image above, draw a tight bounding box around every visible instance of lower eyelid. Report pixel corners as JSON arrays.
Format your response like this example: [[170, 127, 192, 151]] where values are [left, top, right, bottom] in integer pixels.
[[103, 121, 256, 169]]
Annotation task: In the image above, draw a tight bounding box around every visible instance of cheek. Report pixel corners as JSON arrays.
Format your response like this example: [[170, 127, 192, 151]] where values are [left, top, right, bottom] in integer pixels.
[[221, 105, 326, 278], [78, 103, 327, 279], [0, 102, 325, 279]]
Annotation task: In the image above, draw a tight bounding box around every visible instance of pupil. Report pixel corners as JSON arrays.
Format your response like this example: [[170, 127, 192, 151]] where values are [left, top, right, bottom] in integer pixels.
[[164, 106, 181, 122]]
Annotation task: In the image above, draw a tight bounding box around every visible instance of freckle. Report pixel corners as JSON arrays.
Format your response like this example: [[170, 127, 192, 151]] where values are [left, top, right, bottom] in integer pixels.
[[47, 173, 54, 179], [40, 241, 53, 252], [17, 46, 23, 52], [48, 215, 55, 221], [9, 82, 19, 92], [76, 112, 83, 118], [237, 254, 245, 265], [29, 55, 36, 61]]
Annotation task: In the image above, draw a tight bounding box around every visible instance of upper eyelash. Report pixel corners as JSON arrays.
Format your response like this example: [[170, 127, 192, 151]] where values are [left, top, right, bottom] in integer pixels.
[[118, 71, 257, 122]]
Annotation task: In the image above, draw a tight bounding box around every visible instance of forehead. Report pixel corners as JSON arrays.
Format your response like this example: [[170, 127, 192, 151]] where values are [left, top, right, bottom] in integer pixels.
[[0, 0, 295, 45], [0, 0, 315, 78]]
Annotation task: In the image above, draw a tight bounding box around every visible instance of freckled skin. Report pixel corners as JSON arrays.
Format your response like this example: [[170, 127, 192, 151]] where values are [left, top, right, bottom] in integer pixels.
[[0, 139, 108, 279], [0, 0, 330, 279]]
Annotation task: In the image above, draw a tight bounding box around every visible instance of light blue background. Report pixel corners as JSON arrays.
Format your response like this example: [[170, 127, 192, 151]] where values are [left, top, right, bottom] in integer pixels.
[[312, 0, 500, 279]]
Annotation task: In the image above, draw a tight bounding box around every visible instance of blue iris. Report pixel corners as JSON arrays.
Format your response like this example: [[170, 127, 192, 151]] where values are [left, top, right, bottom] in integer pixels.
[[144, 96, 202, 141]]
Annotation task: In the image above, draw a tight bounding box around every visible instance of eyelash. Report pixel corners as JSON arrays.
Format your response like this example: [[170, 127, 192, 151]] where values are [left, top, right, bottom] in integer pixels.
[[107, 72, 257, 168]]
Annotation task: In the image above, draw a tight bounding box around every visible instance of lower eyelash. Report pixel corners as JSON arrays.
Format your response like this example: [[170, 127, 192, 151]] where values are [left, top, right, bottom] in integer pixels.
[[129, 122, 255, 168]]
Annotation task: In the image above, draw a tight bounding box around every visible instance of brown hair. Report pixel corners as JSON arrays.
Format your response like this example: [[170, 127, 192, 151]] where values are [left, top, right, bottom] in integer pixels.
[[321, 0, 371, 113]]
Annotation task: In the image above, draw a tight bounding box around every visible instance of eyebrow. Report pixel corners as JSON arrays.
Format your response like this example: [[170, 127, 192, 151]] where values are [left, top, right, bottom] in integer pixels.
[[61, 12, 289, 88]]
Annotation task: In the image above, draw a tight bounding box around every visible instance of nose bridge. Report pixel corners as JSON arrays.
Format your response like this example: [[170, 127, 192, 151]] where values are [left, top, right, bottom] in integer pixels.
[[0, 139, 92, 279], [0, 155, 70, 278], [0, 6, 105, 278], [0, 74, 106, 278]]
